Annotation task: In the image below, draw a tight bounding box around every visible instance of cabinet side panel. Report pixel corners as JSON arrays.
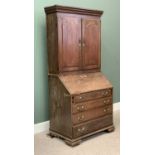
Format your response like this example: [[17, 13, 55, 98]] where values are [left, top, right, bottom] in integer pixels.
[[49, 76, 72, 138], [48, 76, 58, 131], [58, 78, 72, 138], [46, 14, 58, 73]]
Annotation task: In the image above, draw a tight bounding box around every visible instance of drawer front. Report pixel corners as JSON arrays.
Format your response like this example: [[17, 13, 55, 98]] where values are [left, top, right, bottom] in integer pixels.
[[74, 89, 112, 103], [72, 97, 112, 114], [72, 105, 112, 125], [73, 115, 113, 138]]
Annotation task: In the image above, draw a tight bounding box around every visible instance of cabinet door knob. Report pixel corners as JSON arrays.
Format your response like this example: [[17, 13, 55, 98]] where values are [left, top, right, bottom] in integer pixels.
[[82, 127, 85, 131]]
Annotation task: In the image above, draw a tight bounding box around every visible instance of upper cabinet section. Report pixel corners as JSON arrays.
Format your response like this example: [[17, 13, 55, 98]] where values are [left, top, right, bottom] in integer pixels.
[[44, 5, 103, 74]]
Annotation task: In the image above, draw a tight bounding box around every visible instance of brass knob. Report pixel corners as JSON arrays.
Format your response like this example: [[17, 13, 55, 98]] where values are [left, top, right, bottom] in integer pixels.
[[104, 109, 106, 112], [81, 105, 84, 109], [77, 106, 80, 110], [79, 96, 82, 99], [82, 127, 85, 131]]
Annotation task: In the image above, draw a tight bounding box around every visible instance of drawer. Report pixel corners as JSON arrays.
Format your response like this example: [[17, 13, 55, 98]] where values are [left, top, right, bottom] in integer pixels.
[[74, 89, 112, 103], [72, 97, 112, 114], [72, 105, 112, 125], [73, 115, 113, 138]]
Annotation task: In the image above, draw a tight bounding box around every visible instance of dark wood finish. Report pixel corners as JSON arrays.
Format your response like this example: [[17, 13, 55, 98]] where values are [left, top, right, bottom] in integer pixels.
[[48, 75, 72, 138], [82, 18, 101, 70], [59, 72, 112, 94], [45, 5, 103, 16], [45, 6, 103, 73], [60, 16, 81, 71], [46, 13, 58, 73], [72, 105, 112, 125], [73, 115, 113, 138], [74, 89, 112, 103], [50, 124, 114, 146], [45, 5, 114, 146], [72, 97, 112, 114], [48, 73, 114, 145]]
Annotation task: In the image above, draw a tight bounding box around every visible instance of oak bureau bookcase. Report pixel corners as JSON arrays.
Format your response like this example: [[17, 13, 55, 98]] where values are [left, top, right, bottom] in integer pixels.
[[44, 5, 114, 146]]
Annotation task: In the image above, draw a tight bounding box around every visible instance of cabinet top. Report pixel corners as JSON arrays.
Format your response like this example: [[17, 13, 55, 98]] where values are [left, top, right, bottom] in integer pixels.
[[44, 5, 103, 16]]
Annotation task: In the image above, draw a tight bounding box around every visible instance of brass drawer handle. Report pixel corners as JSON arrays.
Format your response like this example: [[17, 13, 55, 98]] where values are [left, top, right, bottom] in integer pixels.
[[77, 105, 85, 111], [81, 127, 85, 131], [79, 96, 82, 99], [77, 106, 80, 110], [81, 105, 84, 109], [78, 126, 86, 133], [78, 115, 85, 121], [104, 99, 110, 104], [101, 90, 109, 96]]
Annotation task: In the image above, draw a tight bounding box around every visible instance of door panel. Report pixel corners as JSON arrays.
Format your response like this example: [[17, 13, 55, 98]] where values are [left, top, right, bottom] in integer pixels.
[[61, 16, 81, 71], [82, 19, 100, 70]]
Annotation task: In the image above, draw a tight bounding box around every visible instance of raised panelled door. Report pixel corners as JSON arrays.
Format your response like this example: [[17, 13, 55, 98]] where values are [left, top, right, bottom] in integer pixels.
[[61, 16, 81, 71], [82, 19, 100, 70], [60, 16, 100, 72]]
